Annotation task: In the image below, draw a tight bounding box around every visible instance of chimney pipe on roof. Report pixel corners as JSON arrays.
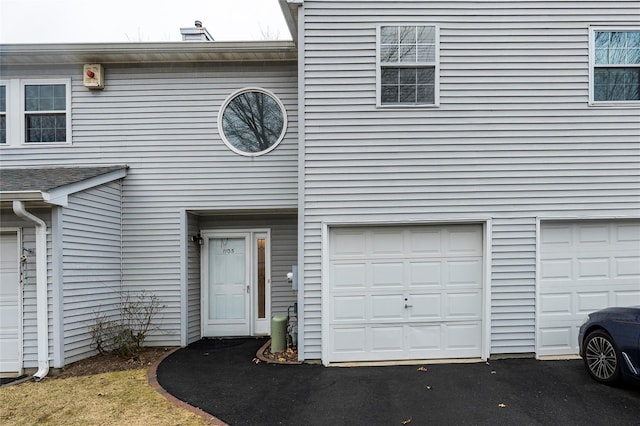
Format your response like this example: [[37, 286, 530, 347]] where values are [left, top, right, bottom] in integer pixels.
[[180, 20, 214, 41]]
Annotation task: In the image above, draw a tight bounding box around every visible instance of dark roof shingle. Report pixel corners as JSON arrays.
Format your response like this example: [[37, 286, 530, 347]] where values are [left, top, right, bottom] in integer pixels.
[[0, 165, 128, 192]]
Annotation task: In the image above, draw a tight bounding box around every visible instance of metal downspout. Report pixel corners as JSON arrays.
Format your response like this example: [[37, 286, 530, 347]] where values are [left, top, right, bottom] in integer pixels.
[[13, 200, 49, 381]]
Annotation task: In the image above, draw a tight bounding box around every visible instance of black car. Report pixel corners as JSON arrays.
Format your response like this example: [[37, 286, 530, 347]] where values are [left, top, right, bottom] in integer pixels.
[[578, 306, 640, 385]]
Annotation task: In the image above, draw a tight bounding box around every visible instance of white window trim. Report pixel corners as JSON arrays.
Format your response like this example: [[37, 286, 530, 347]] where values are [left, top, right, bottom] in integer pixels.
[[588, 26, 640, 107], [0, 78, 72, 147], [217, 87, 288, 157], [376, 24, 440, 109]]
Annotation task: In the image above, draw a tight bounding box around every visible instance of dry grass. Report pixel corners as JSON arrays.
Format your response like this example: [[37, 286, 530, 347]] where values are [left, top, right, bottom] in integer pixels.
[[0, 368, 211, 425]]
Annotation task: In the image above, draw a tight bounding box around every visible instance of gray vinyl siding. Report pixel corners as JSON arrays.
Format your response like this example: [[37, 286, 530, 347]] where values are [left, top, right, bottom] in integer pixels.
[[61, 181, 123, 364], [1, 61, 298, 349], [300, 1, 640, 359], [186, 213, 201, 344]]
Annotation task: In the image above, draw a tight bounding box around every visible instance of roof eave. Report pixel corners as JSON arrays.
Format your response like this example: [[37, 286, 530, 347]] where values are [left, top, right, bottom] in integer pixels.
[[0, 40, 298, 65]]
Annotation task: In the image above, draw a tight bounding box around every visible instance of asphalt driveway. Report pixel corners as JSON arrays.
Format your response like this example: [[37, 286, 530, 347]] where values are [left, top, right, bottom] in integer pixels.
[[157, 338, 640, 426]]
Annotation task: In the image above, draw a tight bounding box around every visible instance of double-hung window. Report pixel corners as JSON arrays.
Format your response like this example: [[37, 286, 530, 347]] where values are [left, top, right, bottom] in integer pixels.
[[0, 79, 71, 147], [590, 28, 640, 105], [378, 24, 439, 107]]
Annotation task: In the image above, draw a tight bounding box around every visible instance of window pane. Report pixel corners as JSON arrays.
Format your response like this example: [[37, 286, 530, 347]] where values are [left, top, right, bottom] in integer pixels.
[[381, 68, 398, 85], [399, 85, 416, 103], [221, 90, 286, 155], [0, 86, 5, 113], [381, 45, 398, 62], [595, 31, 640, 65], [399, 45, 416, 62], [594, 67, 640, 101], [399, 26, 416, 45], [25, 113, 66, 142], [24, 84, 66, 111], [399, 68, 416, 85], [417, 85, 435, 104], [417, 68, 435, 85], [417, 45, 436, 62], [417, 26, 435, 43], [380, 26, 397, 44], [381, 85, 399, 104], [0, 116, 6, 144]]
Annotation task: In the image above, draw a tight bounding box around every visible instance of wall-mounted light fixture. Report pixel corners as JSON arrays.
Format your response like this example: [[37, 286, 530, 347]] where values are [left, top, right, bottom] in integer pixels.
[[191, 234, 204, 245]]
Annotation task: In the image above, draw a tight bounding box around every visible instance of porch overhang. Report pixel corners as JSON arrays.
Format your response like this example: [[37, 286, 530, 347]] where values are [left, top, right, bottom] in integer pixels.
[[0, 165, 128, 207]]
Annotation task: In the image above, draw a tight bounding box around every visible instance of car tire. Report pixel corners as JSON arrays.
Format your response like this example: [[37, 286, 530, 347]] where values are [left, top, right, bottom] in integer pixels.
[[583, 330, 621, 384]]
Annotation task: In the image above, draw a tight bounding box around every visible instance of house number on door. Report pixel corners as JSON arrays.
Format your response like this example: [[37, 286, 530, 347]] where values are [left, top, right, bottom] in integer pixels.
[[222, 248, 235, 254]]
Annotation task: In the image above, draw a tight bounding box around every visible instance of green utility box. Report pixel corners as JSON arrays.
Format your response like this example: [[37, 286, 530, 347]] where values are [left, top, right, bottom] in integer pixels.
[[271, 315, 287, 352]]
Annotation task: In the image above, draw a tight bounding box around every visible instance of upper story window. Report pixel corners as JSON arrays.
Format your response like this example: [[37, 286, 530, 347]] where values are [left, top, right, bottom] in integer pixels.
[[24, 84, 68, 142], [377, 24, 439, 107], [0, 79, 71, 147], [218, 88, 287, 157], [590, 28, 640, 105]]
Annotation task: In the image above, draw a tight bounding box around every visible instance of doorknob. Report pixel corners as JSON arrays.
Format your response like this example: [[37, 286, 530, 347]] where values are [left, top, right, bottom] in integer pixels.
[[247, 285, 250, 294], [404, 304, 413, 309]]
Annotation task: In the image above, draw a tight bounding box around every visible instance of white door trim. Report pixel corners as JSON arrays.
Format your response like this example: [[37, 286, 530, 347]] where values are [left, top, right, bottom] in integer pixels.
[[0, 228, 23, 376], [200, 228, 271, 337]]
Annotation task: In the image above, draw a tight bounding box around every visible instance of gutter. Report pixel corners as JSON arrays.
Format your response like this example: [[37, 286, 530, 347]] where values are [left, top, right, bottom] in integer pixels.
[[12, 201, 49, 381]]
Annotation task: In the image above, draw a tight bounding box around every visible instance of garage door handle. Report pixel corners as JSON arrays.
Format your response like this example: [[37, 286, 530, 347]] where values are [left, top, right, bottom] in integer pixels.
[[404, 304, 413, 308]]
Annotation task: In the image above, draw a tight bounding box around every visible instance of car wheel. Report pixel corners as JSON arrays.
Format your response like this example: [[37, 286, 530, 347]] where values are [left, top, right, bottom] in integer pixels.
[[583, 330, 620, 384]]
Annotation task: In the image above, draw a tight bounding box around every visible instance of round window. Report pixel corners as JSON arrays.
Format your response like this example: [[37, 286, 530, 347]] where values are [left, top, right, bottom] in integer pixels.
[[218, 88, 287, 156]]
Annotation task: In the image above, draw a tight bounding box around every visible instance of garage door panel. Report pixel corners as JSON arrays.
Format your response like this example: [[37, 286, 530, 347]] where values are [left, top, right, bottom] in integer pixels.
[[331, 263, 366, 289], [577, 224, 609, 245], [446, 260, 483, 287], [617, 224, 640, 242], [371, 294, 404, 320], [409, 230, 442, 255], [329, 224, 484, 362], [448, 228, 483, 255], [538, 220, 640, 357], [408, 261, 441, 287], [333, 296, 366, 321], [577, 258, 610, 279], [446, 292, 483, 319], [371, 262, 404, 287], [616, 257, 640, 277], [614, 291, 640, 306], [541, 259, 572, 280], [540, 293, 572, 315], [407, 325, 441, 350], [371, 326, 404, 352], [446, 323, 483, 351], [333, 328, 366, 354], [407, 294, 441, 319], [576, 292, 609, 313], [538, 327, 574, 353], [331, 230, 366, 257], [371, 231, 404, 255]]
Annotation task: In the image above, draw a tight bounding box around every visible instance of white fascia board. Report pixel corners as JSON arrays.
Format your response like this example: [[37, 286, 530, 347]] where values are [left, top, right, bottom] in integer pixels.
[[43, 168, 128, 207], [0, 191, 45, 202]]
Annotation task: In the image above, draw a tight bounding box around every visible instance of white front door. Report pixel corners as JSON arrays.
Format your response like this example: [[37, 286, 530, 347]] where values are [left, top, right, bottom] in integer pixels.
[[202, 230, 271, 337], [1, 231, 22, 376]]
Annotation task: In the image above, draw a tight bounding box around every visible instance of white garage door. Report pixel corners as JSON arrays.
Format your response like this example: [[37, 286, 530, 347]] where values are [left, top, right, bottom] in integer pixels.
[[327, 225, 484, 363], [1, 231, 21, 375], [538, 221, 640, 356]]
